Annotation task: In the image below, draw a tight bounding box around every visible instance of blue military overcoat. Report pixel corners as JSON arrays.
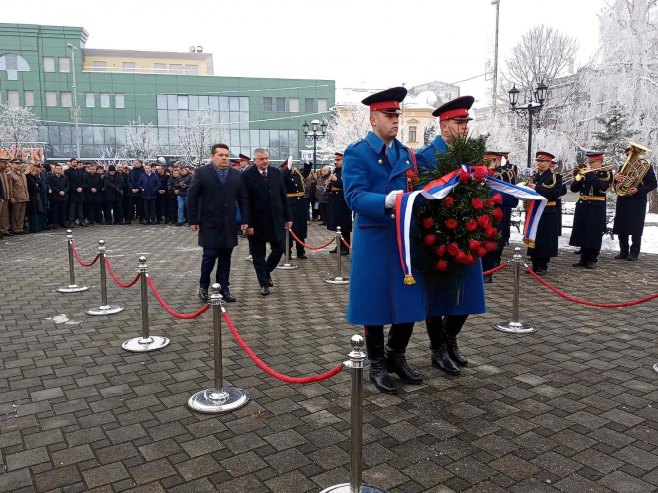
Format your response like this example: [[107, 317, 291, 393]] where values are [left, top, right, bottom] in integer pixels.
[[416, 136, 486, 316], [342, 131, 427, 325]]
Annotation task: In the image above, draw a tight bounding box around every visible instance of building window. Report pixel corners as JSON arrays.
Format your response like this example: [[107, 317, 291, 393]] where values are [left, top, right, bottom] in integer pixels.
[[185, 65, 198, 75], [60, 92, 72, 108], [115, 94, 125, 109], [170, 64, 182, 75], [408, 126, 417, 143], [24, 91, 34, 107], [43, 57, 55, 72], [263, 97, 273, 112], [154, 63, 166, 74], [289, 98, 299, 113], [59, 57, 70, 73], [7, 91, 19, 107], [92, 61, 106, 71], [275, 97, 285, 112], [318, 99, 328, 112], [305, 98, 315, 112], [45, 91, 57, 107], [100, 93, 110, 108], [122, 62, 135, 72], [85, 93, 95, 108]]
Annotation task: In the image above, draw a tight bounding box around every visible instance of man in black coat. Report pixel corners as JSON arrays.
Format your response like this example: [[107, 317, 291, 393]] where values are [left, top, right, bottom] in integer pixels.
[[65, 159, 85, 227], [83, 163, 104, 224], [128, 159, 145, 223], [242, 148, 293, 296], [103, 165, 124, 224], [48, 164, 69, 228], [327, 151, 353, 255], [612, 147, 657, 261], [282, 159, 311, 259], [188, 144, 249, 302]]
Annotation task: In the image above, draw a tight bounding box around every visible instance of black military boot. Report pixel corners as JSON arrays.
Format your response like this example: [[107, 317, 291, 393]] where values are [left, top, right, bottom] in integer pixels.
[[445, 315, 469, 367], [426, 317, 460, 376], [364, 327, 397, 394], [386, 323, 422, 385]]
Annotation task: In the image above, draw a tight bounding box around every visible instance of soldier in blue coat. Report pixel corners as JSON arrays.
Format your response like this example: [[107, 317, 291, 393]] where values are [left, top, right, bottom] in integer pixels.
[[416, 96, 498, 377], [343, 87, 426, 395]]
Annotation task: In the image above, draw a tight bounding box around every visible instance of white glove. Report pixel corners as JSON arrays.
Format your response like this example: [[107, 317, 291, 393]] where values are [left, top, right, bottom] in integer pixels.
[[385, 190, 404, 208]]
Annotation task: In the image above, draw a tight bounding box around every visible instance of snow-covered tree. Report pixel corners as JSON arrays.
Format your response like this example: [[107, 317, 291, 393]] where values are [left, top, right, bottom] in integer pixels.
[[176, 108, 226, 165], [96, 145, 125, 169], [593, 104, 636, 159], [424, 120, 436, 145], [316, 105, 370, 160], [124, 116, 161, 162], [0, 103, 38, 150]]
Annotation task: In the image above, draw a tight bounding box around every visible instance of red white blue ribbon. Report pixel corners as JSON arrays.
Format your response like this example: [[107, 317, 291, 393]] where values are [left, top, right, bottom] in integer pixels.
[[395, 166, 547, 284]]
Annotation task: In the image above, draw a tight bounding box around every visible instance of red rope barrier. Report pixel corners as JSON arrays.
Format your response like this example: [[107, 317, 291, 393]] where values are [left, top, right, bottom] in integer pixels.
[[482, 262, 509, 276], [222, 308, 344, 384], [104, 259, 140, 288], [146, 276, 210, 319], [289, 229, 335, 250], [341, 238, 352, 251], [525, 266, 658, 308], [70, 244, 100, 268]]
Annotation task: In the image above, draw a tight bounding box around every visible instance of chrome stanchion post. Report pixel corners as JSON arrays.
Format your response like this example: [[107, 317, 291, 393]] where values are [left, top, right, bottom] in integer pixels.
[[277, 227, 298, 270], [86, 240, 124, 316], [325, 226, 349, 285], [495, 247, 535, 334], [122, 255, 170, 352], [320, 335, 387, 493], [57, 229, 89, 293], [188, 283, 250, 413]]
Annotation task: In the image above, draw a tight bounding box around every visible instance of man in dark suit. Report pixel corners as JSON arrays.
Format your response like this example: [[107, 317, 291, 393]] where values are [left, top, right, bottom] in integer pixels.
[[188, 143, 249, 302], [242, 148, 293, 295]]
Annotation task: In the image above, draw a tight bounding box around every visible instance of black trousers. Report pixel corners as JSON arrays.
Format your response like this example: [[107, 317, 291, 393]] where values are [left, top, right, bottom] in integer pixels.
[[50, 201, 67, 227], [104, 201, 123, 224], [531, 256, 550, 271], [319, 202, 328, 223], [426, 315, 468, 346], [85, 202, 103, 223], [249, 237, 285, 287], [288, 235, 305, 257], [68, 201, 84, 223], [127, 195, 143, 221], [167, 197, 178, 222], [199, 247, 233, 291], [364, 322, 415, 357], [619, 234, 642, 258], [580, 247, 600, 264], [142, 199, 156, 222], [155, 194, 166, 221]]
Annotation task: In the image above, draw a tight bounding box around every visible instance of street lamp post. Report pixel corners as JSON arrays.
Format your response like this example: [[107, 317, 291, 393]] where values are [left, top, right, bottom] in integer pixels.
[[491, 0, 501, 118], [302, 119, 327, 171], [508, 82, 548, 169], [66, 43, 81, 160]]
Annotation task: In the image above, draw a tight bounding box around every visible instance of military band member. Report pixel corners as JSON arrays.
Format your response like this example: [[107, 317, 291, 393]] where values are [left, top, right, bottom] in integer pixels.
[[569, 151, 613, 269], [282, 159, 311, 259], [612, 147, 657, 261], [526, 151, 562, 276], [327, 151, 353, 255], [343, 87, 426, 394]]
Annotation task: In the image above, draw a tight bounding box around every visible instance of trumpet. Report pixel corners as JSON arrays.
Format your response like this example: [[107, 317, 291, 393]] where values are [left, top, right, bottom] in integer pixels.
[[562, 163, 616, 185]]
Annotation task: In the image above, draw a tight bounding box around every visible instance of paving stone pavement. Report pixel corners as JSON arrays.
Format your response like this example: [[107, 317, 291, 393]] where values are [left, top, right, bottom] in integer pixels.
[[1, 222, 658, 493]]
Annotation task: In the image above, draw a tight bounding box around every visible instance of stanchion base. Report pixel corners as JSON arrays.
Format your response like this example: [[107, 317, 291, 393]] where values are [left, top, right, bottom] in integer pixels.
[[122, 335, 170, 352], [494, 321, 536, 334], [57, 284, 90, 293], [653, 363, 658, 374], [320, 483, 389, 493], [86, 305, 124, 316], [277, 263, 298, 270], [188, 387, 250, 413], [325, 276, 349, 285]]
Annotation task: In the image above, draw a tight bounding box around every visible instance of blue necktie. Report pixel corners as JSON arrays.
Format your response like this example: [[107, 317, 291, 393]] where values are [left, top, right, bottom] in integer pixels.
[[219, 170, 226, 183]]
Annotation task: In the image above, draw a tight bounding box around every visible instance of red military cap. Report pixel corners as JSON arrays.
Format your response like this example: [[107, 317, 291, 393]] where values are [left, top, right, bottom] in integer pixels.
[[432, 95, 475, 121], [535, 151, 555, 161], [361, 86, 407, 115]]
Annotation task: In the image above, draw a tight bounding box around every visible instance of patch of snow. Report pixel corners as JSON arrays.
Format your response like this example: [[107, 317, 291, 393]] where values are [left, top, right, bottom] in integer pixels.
[[47, 314, 70, 323]]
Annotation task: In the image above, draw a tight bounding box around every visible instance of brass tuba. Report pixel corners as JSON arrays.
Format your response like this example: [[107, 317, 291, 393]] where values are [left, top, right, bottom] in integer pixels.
[[614, 142, 651, 196]]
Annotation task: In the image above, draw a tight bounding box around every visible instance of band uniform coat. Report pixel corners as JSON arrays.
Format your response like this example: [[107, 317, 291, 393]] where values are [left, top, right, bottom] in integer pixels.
[[327, 166, 353, 234], [569, 169, 613, 250], [613, 165, 657, 236], [527, 169, 563, 258], [282, 163, 311, 240]]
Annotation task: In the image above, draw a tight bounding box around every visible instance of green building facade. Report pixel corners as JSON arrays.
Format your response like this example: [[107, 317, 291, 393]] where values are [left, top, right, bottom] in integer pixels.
[[0, 23, 335, 162]]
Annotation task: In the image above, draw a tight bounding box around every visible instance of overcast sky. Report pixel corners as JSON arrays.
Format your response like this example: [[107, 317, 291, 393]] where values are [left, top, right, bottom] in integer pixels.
[[8, 0, 607, 105]]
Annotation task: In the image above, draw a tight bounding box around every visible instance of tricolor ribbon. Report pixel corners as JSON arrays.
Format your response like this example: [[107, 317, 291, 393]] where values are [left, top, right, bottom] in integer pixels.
[[395, 166, 547, 284]]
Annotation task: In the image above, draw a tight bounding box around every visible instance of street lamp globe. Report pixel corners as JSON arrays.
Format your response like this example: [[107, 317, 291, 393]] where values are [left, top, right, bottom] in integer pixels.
[[302, 121, 309, 133], [320, 121, 328, 134], [535, 82, 548, 105], [311, 119, 320, 132], [508, 85, 520, 107]]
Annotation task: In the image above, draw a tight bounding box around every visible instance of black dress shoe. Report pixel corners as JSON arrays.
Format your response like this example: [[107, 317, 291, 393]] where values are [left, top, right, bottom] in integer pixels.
[[483, 275, 493, 284], [585, 262, 597, 269], [430, 346, 461, 376], [614, 254, 628, 260], [534, 269, 547, 276], [260, 286, 270, 296], [198, 287, 208, 301], [221, 291, 236, 302], [329, 247, 337, 254], [626, 256, 638, 261], [572, 262, 586, 268], [266, 277, 274, 287], [296, 254, 308, 260]]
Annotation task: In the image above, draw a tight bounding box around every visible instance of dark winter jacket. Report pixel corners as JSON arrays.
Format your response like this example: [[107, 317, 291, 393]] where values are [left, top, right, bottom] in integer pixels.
[[168, 174, 191, 197], [103, 172, 124, 201], [137, 172, 161, 199], [26, 174, 44, 214], [83, 172, 104, 203], [65, 167, 85, 203], [128, 166, 145, 197], [48, 173, 69, 203]]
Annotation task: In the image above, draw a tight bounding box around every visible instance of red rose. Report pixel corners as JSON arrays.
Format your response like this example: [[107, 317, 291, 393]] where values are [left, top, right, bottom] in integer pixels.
[[443, 196, 455, 207], [477, 214, 490, 228], [477, 247, 488, 257], [447, 242, 460, 256], [471, 198, 484, 210], [485, 241, 497, 252], [485, 198, 494, 207], [469, 239, 482, 252], [445, 218, 458, 230], [465, 219, 478, 232], [455, 251, 468, 264], [465, 254, 476, 265], [492, 207, 504, 221], [434, 259, 448, 271], [459, 170, 470, 182], [487, 169, 495, 176], [474, 167, 487, 181], [424, 234, 436, 246], [435, 245, 446, 257], [492, 193, 503, 204], [486, 226, 498, 238], [422, 217, 434, 229]]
